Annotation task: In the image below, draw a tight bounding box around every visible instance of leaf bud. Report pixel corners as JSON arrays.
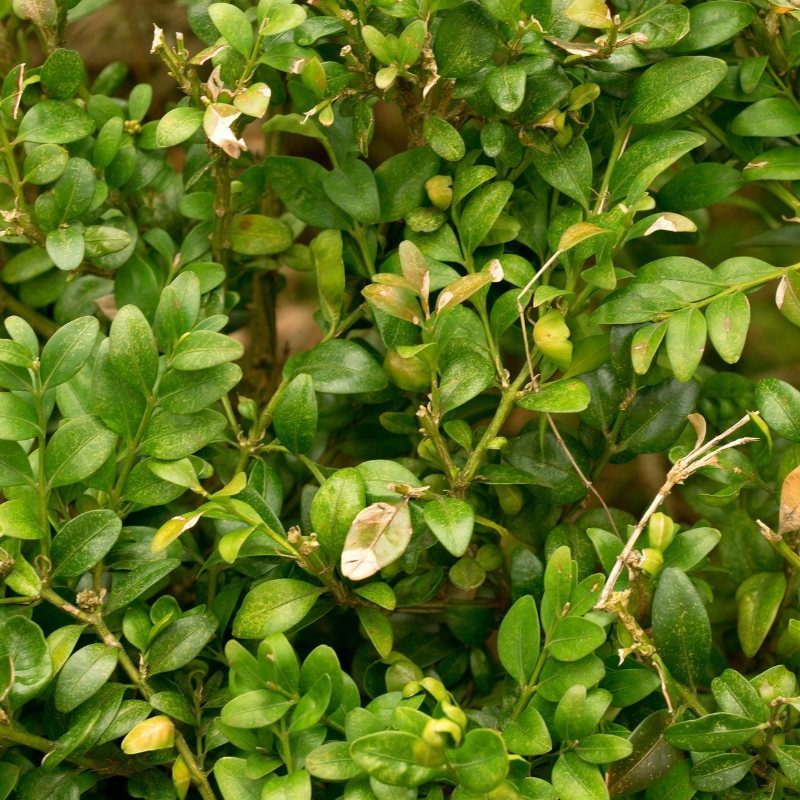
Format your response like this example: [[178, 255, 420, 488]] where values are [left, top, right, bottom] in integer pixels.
[[425, 175, 453, 210], [121, 715, 175, 754], [238, 395, 258, 420], [648, 512, 675, 551], [172, 755, 191, 800], [476, 543, 504, 571], [639, 548, 664, 577]]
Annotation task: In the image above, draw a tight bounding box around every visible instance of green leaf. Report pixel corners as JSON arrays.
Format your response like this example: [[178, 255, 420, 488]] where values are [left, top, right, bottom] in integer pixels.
[[350, 731, 439, 787], [658, 162, 744, 211], [172, 330, 244, 371], [486, 65, 526, 112], [222, 689, 293, 728], [109, 304, 159, 396], [660, 527, 721, 572], [0, 500, 41, 539], [423, 116, 466, 162], [147, 611, 218, 675], [422, 496, 474, 557], [737, 571, 786, 658], [0, 617, 52, 709], [756, 377, 800, 443], [234, 579, 326, 639], [214, 757, 266, 800], [711, 668, 768, 721], [51, 509, 121, 577], [630, 5, 689, 49], [263, 156, 352, 230], [652, 567, 710, 688], [157, 107, 205, 148], [322, 159, 380, 225], [159, 362, 241, 415], [743, 146, 800, 181], [353, 583, 396, 610], [0, 763, 19, 800], [605, 711, 680, 797], [284, 340, 386, 394], [311, 229, 345, 330], [104, 560, 181, 614], [54, 157, 96, 221], [706, 291, 749, 364], [548, 616, 606, 662], [374, 147, 441, 223], [731, 97, 800, 137], [497, 595, 540, 685], [689, 753, 755, 793], [448, 729, 508, 793], [92, 338, 147, 441], [517, 379, 591, 413], [552, 752, 608, 800], [0, 392, 40, 440], [55, 643, 118, 713], [670, 1, 755, 53], [45, 415, 117, 489], [665, 712, 765, 751], [306, 742, 363, 781], [208, 2, 254, 56], [228, 214, 293, 256], [23, 143, 68, 185], [433, 1, 498, 77], [356, 606, 393, 659], [619, 378, 699, 454], [627, 56, 727, 125], [774, 745, 800, 786], [574, 734, 632, 764], [311, 467, 366, 569], [502, 704, 551, 756], [140, 408, 226, 459], [530, 139, 591, 210], [460, 181, 514, 254], [274, 373, 317, 455], [40, 315, 99, 389], [665, 307, 706, 382], [46, 225, 85, 271], [17, 100, 95, 144], [262, 770, 312, 800]]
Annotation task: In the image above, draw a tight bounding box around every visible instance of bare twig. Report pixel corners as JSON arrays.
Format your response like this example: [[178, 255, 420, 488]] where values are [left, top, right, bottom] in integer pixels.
[[516, 250, 562, 383], [595, 412, 758, 609], [546, 413, 620, 538]]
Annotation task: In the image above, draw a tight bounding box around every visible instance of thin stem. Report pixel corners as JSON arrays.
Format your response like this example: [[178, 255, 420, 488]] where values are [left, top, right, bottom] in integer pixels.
[[545, 413, 619, 537], [109, 392, 159, 510], [234, 376, 290, 474], [593, 125, 630, 215], [33, 372, 49, 555], [596, 414, 755, 609], [40, 590, 219, 800], [0, 288, 58, 337], [298, 455, 327, 486], [0, 114, 24, 211], [509, 649, 547, 722], [0, 723, 135, 775], [457, 363, 533, 490]]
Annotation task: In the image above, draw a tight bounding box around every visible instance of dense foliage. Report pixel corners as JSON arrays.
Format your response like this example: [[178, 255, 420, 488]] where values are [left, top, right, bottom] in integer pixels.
[[3, 0, 800, 798]]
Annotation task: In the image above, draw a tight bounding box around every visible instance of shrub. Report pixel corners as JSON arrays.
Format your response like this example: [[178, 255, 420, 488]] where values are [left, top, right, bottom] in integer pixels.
[[1, 0, 800, 798]]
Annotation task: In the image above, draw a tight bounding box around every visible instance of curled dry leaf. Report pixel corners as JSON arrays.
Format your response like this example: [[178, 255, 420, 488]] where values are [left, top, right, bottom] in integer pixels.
[[779, 464, 800, 534], [151, 510, 204, 553], [644, 213, 696, 236], [204, 103, 249, 158], [341, 499, 413, 581]]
